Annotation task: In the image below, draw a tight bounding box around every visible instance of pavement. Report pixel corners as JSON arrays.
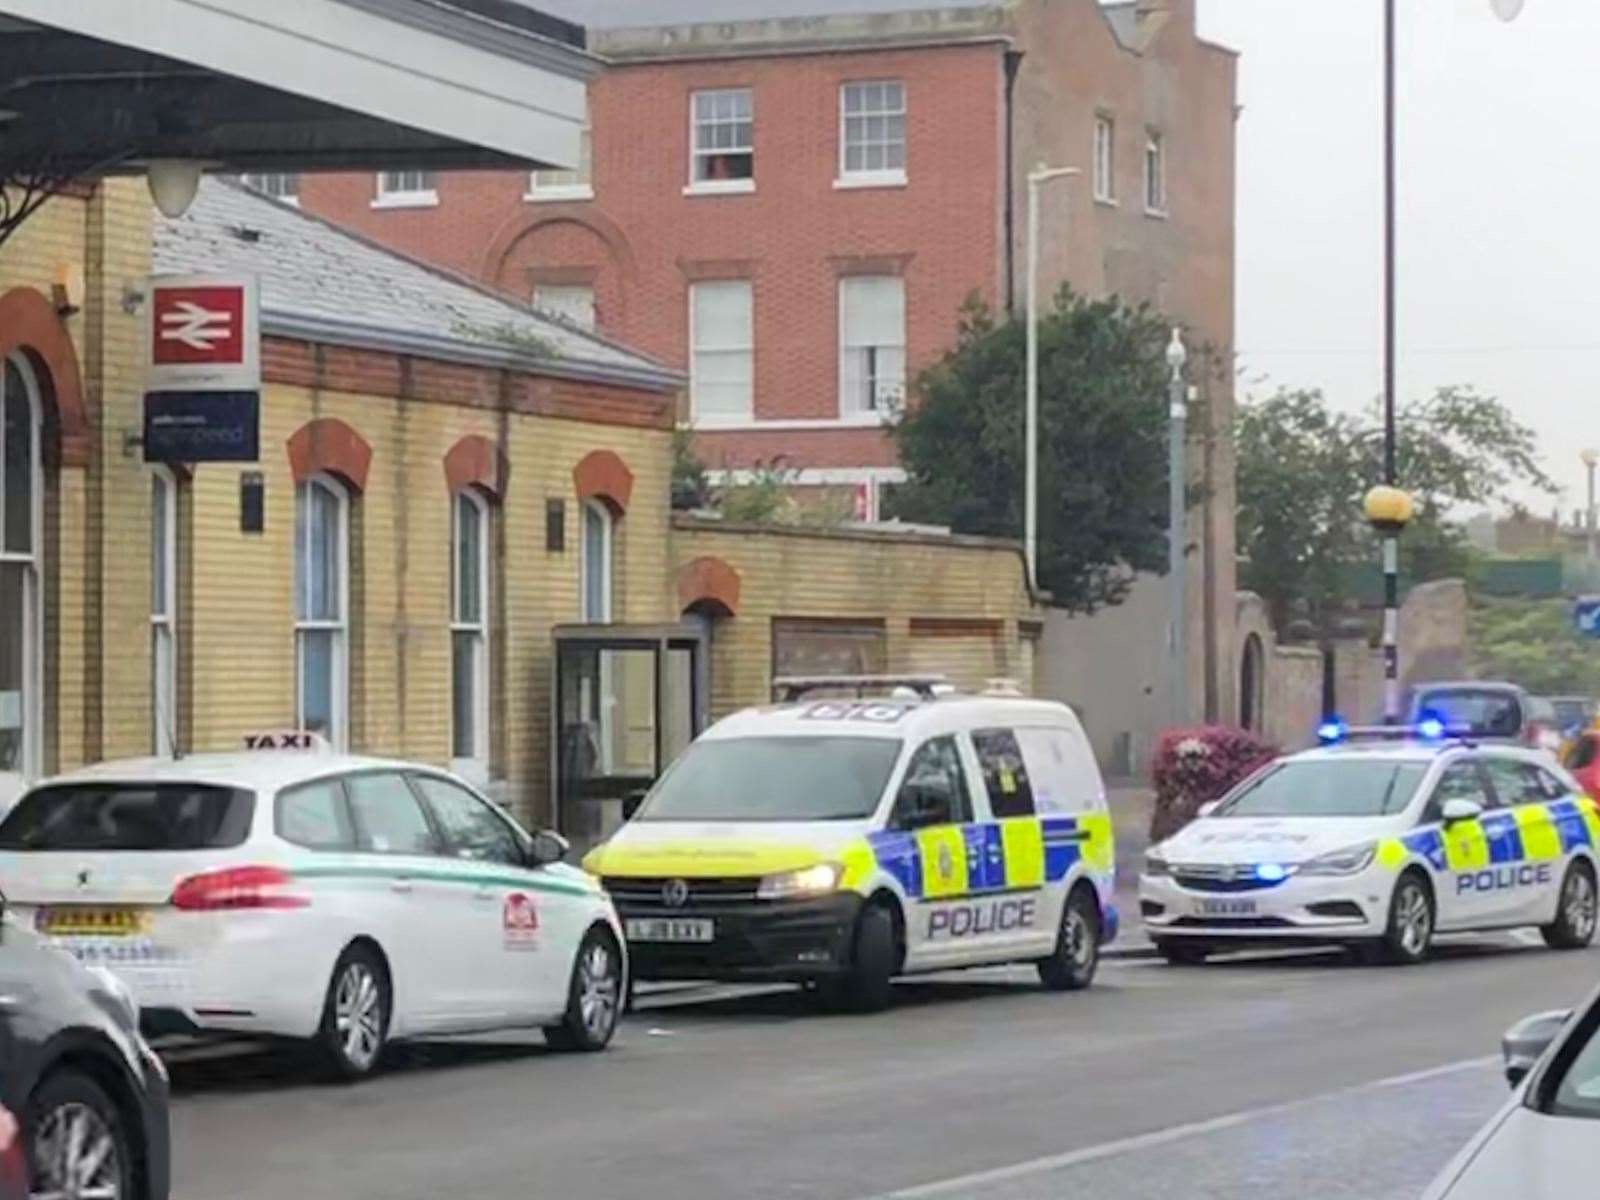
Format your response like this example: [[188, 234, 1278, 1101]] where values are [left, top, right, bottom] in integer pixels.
[[1106, 783, 1155, 956], [162, 932, 1600, 1200]]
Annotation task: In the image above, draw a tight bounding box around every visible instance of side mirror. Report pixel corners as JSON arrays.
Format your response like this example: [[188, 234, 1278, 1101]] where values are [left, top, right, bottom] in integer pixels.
[[1197, 800, 1221, 819], [1501, 1009, 1569, 1088], [621, 790, 648, 822], [1440, 797, 1484, 824], [529, 830, 569, 867]]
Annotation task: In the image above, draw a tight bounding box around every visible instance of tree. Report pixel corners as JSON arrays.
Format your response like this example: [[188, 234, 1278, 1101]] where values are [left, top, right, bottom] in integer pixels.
[[888, 290, 1173, 613], [1470, 597, 1600, 696], [1236, 385, 1554, 633]]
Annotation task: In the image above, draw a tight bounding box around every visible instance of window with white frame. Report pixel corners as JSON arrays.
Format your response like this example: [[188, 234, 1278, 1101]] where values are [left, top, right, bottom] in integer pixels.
[[241, 173, 299, 204], [533, 284, 596, 330], [1144, 130, 1166, 214], [1093, 115, 1115, 203], [690, 88, 754, 187], [295, 475, 349, 749], [451, 490, 490, 774], [581, 500, 613, 624], [838, 276, 906, 417], [375, 169, 437, 206], [150, 468, 177, 758], [530, 106, 593, 199], [0, 356, 41, 794], [689, 281, 754, 422], [840, 81, 905, 182]]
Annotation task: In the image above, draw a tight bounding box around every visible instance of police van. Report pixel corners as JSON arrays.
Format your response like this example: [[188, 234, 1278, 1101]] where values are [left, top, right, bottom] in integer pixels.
[[582, 678, 1116, 1011], [1141, 724, 1600, 964]]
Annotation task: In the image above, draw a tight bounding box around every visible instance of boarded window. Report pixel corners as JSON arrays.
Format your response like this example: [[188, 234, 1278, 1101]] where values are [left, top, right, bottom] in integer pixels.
[[771, 618, 886, 678]]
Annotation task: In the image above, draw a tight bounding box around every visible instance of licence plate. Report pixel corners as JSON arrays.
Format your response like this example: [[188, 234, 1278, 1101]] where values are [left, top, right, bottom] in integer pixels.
[[35, 907, 149, 937], [1195, 899, 1257, 917], [625, 917, 714, 943]]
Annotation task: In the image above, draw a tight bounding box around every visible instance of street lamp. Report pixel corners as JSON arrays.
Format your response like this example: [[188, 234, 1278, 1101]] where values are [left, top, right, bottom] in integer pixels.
[[1583, 449, 1598, 564], [1024, 163, 1080, 592], [1364, 484, 1414, 724], [1166, 328, 1188, 729]]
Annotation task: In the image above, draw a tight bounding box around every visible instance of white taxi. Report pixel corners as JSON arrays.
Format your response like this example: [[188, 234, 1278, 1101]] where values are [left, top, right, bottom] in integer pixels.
[[1140, 725, 1600, 964], [0, 737, 626, 1077], [583, 683, 1116, 1011]]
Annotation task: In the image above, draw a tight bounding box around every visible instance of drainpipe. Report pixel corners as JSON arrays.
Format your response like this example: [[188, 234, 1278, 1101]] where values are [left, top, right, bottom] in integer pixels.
[[1002, 49, 1024, 317]]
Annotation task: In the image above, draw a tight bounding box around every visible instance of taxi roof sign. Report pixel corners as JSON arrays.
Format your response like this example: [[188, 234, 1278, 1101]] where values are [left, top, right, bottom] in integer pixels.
[[243, 730, 331, 752]]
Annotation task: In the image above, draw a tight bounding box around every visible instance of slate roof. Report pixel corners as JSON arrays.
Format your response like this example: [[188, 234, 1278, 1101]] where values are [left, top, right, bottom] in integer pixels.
[[152, 179, 682, 393]]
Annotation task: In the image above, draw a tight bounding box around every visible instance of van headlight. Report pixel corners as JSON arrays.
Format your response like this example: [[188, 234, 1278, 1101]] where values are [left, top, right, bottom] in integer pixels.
[[757, 863, 842, 901], [1296, 843, 1376, 877]]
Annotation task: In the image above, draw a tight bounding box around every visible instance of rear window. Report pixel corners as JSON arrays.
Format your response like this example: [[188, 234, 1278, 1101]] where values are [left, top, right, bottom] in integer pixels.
[[0, 783, 254, 850], [1414, 688, 1522, 737]]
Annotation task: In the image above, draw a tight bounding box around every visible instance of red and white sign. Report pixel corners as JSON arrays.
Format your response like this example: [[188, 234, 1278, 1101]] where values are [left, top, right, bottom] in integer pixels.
[[503, 892, 540, 949], [146, 274, 260, 391]]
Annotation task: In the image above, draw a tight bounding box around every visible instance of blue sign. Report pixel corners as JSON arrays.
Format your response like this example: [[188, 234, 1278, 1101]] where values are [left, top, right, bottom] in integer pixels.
[[1575, 596, 1600, 638], [143, 390, 259, 463]]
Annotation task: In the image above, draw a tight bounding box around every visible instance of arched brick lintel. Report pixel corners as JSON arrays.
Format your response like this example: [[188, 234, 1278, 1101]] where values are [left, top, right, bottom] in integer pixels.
[[572, 448, 633, 515], [677, 555, 741, 618], [286, 418, 372, 492], [0, 287, 90, 468], [443, 434, 509, 498]]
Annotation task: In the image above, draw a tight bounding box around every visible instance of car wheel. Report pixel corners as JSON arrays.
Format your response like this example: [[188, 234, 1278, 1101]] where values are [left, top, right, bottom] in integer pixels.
[[1542, 861, 1598, 950], [317, 944, 391, 1080], [1376, 873, 1434, 966], [544, 928, 624, 1052], [1038, 887, 1101, 990], [25, 1069, 134, 1200], [819, 903, 896, 1013], [1154, 938, 1210, 966]]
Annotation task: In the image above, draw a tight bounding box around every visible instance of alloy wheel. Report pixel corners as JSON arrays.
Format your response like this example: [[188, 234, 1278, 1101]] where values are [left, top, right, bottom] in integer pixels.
[[1397, 884, 1431, 957], [578, 940, 620, 1040], [1566, 870, 1597, 941], [334, 961, 383, 1072], [1067, 905, 1093, 968], [28, 1101, 121, 1200]]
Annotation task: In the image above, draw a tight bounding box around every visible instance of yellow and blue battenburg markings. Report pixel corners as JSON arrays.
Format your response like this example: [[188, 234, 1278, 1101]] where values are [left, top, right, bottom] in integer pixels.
[[1376, 796, 1600, 872], [864, 812, 1113, 900]]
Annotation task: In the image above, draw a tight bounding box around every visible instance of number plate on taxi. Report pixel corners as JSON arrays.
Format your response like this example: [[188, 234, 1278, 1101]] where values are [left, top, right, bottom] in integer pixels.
[[625, 918, 714, 943], [1194, 899, 1257, 917], [36, 907, 149, 937]]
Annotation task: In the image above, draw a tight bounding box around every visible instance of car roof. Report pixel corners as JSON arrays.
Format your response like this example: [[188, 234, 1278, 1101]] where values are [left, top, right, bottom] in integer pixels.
[[1285, 739, 1553, 766], [29, 750, 427, 794], [702, 694, 1082, 743], [1412, 680, 1525, 696]]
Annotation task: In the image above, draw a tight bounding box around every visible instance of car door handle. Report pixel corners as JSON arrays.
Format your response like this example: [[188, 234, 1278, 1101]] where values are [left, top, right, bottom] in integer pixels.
[[390, 878, 414, 895], [474, 886, 497, 902]]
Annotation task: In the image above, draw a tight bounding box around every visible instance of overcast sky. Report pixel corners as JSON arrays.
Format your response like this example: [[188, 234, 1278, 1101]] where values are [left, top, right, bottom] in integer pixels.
[[1198, 0, 1600, 515]]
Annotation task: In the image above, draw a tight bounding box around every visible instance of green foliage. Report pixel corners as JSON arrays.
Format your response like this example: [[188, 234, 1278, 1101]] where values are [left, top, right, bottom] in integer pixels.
[[1469, 597, 1600, 696], [1236, 385, 1552, 634], [888, 289, 1172, 613], [718, 458, 797, 525], [450, 318, 559, 360], [671, 428, 712, 511]]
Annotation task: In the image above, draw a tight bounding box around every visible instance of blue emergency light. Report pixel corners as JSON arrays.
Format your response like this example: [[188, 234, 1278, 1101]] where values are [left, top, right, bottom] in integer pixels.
[[1314, 717, 1471, 746]]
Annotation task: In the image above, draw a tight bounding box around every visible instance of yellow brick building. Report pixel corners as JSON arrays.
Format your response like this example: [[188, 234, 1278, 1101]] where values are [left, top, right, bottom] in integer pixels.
[[0, 178, 1042, 833]]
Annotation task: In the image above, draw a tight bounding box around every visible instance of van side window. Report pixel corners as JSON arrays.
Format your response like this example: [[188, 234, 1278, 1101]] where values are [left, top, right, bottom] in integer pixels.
[[890, 737, 971, 831], [1014, 726, 1097, 814], [276, 779, 355, 851], [972, 728, 1035, 818]]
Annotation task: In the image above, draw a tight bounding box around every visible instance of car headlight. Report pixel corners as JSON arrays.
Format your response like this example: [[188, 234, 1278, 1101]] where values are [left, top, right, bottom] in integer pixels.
[[757, 863, 842, 901], [1296, 843, 1377, 877], [1143, 851, 1171, 877]]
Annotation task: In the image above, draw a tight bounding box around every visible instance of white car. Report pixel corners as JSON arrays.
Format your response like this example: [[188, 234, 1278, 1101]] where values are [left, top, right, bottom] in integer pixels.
[[1423, 989, 1600, 1197], [0, 739, 626, 1077], [1140, 729, 1600, 964]]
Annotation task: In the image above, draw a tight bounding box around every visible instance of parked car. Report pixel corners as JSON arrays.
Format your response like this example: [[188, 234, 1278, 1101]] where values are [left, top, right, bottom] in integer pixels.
[[1408, 682, 1562, 752], [1, 919, 171, 1200], [1544, 695, 1597, 739], [1422, 980, 1600, 1196]]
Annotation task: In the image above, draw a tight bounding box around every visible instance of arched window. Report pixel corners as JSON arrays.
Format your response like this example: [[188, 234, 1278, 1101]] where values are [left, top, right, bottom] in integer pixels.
[[0, 355, 41, 795], [451, 489, 490, 779], [150, 466, 178, 757], [581, 499, 613, 623], [295, 473, 349, 749]]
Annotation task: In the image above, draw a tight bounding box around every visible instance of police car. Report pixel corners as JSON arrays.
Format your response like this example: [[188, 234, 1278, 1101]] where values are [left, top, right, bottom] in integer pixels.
[[1140, 723, 1600, 964], [582, 679, 1116, 1011], [0, 735, 625, 1077]]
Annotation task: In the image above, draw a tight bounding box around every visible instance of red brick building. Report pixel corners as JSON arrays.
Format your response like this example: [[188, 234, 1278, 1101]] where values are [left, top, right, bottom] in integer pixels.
[[287, 0, 1236, 528]]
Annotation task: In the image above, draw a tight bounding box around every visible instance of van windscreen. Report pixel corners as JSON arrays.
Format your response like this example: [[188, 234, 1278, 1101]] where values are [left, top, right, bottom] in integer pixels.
[[637, 736, 902, 822], [0, 783, 255, 850]]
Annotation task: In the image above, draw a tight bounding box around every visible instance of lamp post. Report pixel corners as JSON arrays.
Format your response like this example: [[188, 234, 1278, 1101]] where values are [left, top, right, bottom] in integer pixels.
[[1024, 163, 1079, 591], [1166, 328, 1188, 729], [1583, 450, 1598, 566], [1365, 485, 1414, 723]]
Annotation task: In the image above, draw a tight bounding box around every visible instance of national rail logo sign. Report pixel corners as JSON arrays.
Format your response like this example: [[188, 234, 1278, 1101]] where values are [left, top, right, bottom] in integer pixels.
[[143, 274, 260, 463]]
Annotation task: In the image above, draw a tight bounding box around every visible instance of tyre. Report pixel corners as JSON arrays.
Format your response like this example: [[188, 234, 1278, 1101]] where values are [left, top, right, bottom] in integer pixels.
[[1038, 887, 1101, 990], [1372, 873, 1434, 966], [1542, 861, 1598, 950], [1154, 938, 1210, 966], [316, 943, 391, 1079], [544, 928, 624, 1052], [25, 1069, 135, 1200], [818, 903, 896, 1013]]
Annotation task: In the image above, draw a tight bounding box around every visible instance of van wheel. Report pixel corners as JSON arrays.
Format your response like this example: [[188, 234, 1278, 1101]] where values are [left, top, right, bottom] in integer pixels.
[[819, 903, 895, 1013], [1542, 861, 1598, 949], [544, 928, 623, 1052], [1155, 938, 1210, 966], [316, 944, 390, 1080], [1038, 887, 1100, 990]]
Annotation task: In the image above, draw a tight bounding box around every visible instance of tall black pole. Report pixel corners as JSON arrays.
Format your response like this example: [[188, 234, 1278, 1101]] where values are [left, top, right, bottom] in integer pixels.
[[1381, 0, 1401, 723]]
